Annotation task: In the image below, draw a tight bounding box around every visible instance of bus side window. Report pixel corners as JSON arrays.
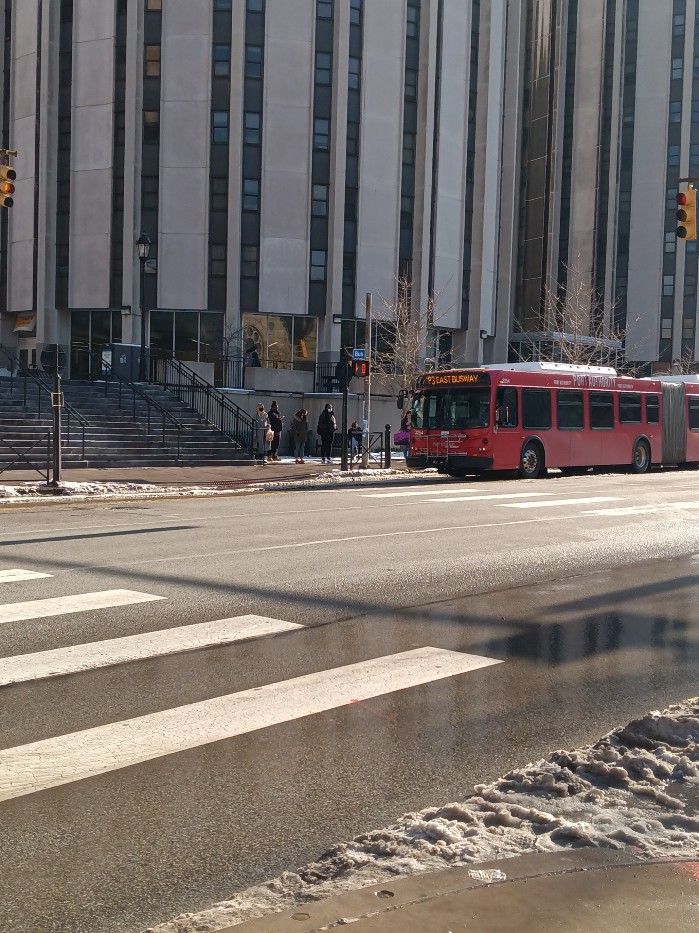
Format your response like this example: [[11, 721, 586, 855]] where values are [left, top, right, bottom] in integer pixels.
[[496, 387, 518, 427], [645, 394, 659, 424]]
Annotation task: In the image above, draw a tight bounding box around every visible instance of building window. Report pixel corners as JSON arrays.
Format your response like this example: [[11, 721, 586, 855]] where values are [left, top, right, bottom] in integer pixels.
[[143, 111, 159, 144], [348, 56, 361, 90], [667, 187, 678, 210], [241, 245, 258, 277], [665, 231, 677, 253], [405, 68, 417, 101], [247, 0, 264, 12], [350, 0, 361, 26], [343, 252, 355, 286], [346, 122, 359, 156], [146, 0, 161, 10], [243, 178, 260, 211], [245, 45, 263, 79], [663, 275, 675, 296], [210, 244, 226, 277], [211, 178, 228, 212], [145, 45, 160, 77], [214, 0, 232, 9], [673, 13, 685, 36], [314, 117, 330, 150], [406, 4, 419, 38], [691, 145, 699, 166], [317, 0, 333, 19], [670, 100, 681, 123], [402, 132, 416, 165], [683, 318, 695, 338], [686, 274, 697, 296], [244, 111, 261, 145], [695, 56, 699, 79], [661, 318, 673, 339], [672, 57, 683, 80], [311, 183, 328, 217], [669, 145, 680, 166], [213, 44, 231, 77], [142, 176, 159, 211], [310, 249, 327, 282], [212, 111, 229, 144], [315, 51, 332, 85], [401, 195, 413, 229]]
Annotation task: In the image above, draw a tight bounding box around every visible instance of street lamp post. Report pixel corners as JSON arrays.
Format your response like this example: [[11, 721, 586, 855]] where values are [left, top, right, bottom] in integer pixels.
[[136, 232, 151, 381]]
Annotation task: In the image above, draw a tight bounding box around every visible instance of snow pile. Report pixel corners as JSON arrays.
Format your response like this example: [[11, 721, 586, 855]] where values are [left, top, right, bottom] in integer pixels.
[[0, 469, 412, 504], [144, 697, 699, 933]]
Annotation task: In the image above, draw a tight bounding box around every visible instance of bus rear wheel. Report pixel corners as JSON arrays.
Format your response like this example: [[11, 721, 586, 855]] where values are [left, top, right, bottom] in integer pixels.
[[631, 439, 651, 474], [519, 441, 545, 479]]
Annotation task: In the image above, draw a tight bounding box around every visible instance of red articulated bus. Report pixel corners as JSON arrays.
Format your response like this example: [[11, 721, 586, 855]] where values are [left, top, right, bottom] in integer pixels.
[[407, 362, 699, 478]]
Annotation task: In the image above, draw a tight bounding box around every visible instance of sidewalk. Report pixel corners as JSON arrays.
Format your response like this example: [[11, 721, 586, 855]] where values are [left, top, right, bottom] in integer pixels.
[[225, 850, 699, 933], [0, 457, 409, 490]]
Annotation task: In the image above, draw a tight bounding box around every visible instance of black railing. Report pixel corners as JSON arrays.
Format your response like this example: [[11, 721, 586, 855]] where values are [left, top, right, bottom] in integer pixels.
[[86, 353, 184, 459], [0, 431, 51, 481], [0, 343, 87, 460], [150, 356, 256, 456]]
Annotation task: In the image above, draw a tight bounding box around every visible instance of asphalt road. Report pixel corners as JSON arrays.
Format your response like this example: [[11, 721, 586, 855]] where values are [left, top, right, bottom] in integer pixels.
[[1, 470, 699, 933]]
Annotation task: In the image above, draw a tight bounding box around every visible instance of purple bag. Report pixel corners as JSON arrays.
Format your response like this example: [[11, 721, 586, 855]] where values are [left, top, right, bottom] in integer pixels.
[[393, 430, 410, 446]]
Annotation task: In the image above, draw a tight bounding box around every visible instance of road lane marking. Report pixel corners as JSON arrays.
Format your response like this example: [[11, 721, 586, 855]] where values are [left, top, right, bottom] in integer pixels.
[[0, 615, 301, 686], [0, 569, 52, 584], [361, 488, 548, 499], [0, 647, 501, 802], [499, 497, 624, 509], [0, 589, 165, 625], [425, 493, 554, 503], [582, 501, 699, 517]]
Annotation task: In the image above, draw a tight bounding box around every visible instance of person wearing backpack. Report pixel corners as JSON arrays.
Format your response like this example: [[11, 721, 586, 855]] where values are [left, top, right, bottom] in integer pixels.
[[317, 403, 337, 463], [268, 400, 284, 462]]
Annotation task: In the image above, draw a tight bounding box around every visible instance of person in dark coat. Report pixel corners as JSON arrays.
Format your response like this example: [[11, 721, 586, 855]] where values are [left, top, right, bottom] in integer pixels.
[[348, 420, 362, 460], [268, 400, 284, 462], [317, 403, 337, 463]]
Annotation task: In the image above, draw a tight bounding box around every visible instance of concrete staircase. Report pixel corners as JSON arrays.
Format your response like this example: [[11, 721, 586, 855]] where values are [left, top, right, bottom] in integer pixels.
[[0, 376, 89, 474], [60, 380, 250, 467], [0, 376, 251, 470]]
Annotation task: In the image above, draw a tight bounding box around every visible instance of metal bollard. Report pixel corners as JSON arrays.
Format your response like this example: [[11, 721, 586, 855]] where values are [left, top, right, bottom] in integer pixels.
[[384, 424, 391, 468]]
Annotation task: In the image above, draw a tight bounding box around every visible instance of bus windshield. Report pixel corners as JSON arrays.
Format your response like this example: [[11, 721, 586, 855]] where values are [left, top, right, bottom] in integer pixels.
[[412, 387, 491, 430]]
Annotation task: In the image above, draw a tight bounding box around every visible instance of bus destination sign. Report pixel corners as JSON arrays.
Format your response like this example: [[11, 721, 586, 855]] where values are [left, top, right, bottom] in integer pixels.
[[417, 371, 489, 388]]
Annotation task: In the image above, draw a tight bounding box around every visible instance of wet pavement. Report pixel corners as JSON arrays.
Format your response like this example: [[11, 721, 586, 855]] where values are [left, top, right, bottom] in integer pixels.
[[228, 851, 699, 932], [1, 473, 699, 932]]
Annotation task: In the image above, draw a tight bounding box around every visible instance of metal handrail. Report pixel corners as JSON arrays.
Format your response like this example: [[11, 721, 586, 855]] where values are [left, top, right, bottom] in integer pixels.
[[85, 353, 185, 459], [150, 355, 256, 455], [0, 343, 87, 460], [0, 431, 51, 482]]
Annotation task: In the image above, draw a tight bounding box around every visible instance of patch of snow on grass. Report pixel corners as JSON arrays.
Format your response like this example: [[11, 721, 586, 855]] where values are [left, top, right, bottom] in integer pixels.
[[143, 697, 699, 933]]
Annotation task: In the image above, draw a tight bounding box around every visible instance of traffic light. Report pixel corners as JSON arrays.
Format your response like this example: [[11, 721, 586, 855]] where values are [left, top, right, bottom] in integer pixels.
[[352, 359, 368, 377], [676, 187, 697, 241], [0, 164, 15, 208]]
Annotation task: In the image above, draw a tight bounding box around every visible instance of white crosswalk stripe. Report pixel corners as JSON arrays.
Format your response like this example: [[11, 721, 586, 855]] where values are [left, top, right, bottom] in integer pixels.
[[0, 569, 53, 584], [0, 615, 301, 686], [582, 501, 699, 517], [0, 647, 502, 803], [0, 589, 165, 625], [499, 497, 624, 509], [361, 488, 549, 499]]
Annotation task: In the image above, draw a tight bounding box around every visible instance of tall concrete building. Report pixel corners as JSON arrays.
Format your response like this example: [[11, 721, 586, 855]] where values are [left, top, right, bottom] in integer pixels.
[[0, 0, 695, 384]]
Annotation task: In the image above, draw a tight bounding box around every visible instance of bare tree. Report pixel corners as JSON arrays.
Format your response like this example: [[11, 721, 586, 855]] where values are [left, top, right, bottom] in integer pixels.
[[370, 273, 451, 401], [512, 258, 629, 369], [669, 347, 699, 374]]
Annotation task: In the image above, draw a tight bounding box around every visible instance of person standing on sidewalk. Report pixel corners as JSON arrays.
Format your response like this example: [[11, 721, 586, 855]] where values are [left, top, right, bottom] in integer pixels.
[[268, 400, 284, 462], [291, 409, 309, 463], [317, 403, 337, 463], [255, 403, 272, 464]]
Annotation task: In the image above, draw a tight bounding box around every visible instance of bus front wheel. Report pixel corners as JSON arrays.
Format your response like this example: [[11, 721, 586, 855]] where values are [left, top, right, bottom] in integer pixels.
[[631, 439, 651, 474], [519, 441, 545, 479]]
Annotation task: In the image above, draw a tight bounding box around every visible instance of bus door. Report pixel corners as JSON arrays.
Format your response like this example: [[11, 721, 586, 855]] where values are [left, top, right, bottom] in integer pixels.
[[494, 386, 520, 468], [556, 389, 585, 466]]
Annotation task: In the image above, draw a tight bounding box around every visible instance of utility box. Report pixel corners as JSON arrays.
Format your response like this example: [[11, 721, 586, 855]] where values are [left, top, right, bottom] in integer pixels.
[[110, 343, 141, 382]]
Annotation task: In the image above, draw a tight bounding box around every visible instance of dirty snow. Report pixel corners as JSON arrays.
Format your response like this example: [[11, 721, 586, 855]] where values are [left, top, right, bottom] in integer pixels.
[[0, 468, 411, 505], [143, 696, 699, 933]]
